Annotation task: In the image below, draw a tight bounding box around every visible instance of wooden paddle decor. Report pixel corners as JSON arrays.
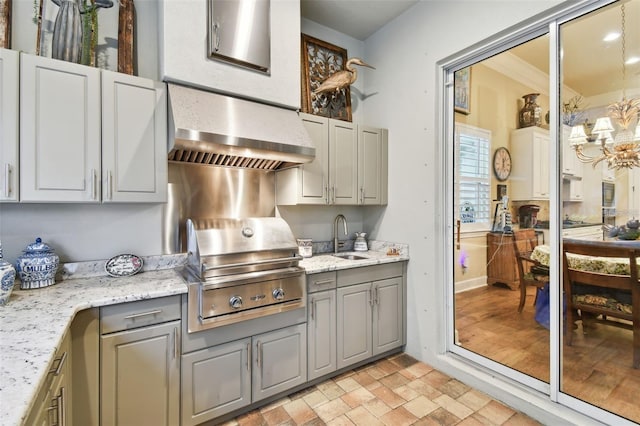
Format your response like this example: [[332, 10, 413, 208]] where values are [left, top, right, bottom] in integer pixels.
[[118, 0, 134, 74], [0, 0, 11, 49]]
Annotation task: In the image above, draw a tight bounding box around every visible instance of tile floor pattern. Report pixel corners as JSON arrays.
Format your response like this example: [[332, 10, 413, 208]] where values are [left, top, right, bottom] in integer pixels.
[[220, 353, 542, 426]]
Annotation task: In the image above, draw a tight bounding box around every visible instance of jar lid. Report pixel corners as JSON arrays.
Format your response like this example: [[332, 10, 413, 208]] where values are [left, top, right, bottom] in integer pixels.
[[23, 238, 55, 253]]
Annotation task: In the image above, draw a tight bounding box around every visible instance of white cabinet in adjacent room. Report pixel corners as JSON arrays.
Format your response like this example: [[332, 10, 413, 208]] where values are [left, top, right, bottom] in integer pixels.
[[19, 53, 167, 203], [562, 124, 583, 178], [0, 48, 19, 202], [510, 127, 550, 200]]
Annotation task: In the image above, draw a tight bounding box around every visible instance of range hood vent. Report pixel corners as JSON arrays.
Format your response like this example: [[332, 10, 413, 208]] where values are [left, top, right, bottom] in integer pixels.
[[167, 84, 315, 171]]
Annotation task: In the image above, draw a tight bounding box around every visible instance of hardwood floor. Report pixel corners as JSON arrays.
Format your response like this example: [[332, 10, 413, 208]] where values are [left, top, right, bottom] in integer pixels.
[[456, 284, 640, 423]]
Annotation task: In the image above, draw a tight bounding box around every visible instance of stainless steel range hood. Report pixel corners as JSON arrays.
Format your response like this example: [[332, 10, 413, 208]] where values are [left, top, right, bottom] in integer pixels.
[[167, 84, 315, 171]]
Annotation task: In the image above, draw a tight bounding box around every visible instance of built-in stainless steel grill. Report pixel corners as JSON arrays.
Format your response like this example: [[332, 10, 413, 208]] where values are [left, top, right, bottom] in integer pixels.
[[182, 217, 305, 333]]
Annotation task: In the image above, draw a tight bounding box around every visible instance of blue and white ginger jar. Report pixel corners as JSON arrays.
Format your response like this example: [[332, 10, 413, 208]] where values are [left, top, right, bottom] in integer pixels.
[[16, 238, 59, 289], [0, 242, 16, 305]]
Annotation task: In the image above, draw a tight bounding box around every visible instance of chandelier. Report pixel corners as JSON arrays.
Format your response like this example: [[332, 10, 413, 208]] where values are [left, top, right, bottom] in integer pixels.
[[568, 3, 640, 170]]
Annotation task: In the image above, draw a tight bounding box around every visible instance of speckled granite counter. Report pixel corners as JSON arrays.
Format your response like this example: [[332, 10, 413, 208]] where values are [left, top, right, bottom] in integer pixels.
[[0, 243, 408, 426], [0, 268, 188, 426], [299, 246, 409, 273]]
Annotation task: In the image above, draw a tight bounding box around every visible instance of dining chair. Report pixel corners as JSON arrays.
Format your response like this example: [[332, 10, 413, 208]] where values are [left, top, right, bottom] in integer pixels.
[[513, 229, 549, 313], [562, 239, 640, 369]]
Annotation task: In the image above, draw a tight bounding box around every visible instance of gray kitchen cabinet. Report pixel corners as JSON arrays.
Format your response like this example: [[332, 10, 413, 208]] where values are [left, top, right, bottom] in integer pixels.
[[25, 330, 71, 426], [358, 125, 388, 205], [181, 322, 306, 425], [276, 113, 388, 206], [20, 53, 101, 202], [510, 127, 550, 200], [337, 263, 405, 370], [252, 323, 307, 402], [181, 338, 251, 425], [308, 289, 337, 380], [100, 297, 181, 426], [0, 48, 19, 202], [19, 52, 167, 203], [101, 70, 167, 202]]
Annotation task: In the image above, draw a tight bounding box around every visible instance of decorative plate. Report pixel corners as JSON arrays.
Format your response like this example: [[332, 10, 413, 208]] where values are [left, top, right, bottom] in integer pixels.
[[105, 254, 143, 277]]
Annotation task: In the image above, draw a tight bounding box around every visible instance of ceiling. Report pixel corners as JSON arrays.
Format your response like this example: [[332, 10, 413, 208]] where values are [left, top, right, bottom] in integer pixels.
[[301, 0, 640, 101], [300, 0, 419, 40]]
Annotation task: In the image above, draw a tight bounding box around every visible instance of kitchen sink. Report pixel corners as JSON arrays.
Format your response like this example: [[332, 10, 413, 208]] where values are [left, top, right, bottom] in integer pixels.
[[333, 253, 368, 260]]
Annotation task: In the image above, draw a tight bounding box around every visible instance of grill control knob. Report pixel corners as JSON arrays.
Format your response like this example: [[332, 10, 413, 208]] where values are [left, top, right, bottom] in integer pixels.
[[229, 296, 243, 309], [272, 288, 285, 301]]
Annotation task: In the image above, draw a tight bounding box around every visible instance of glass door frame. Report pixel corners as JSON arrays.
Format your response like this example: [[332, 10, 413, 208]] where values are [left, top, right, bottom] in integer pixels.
[[437, 0, 638, 424]]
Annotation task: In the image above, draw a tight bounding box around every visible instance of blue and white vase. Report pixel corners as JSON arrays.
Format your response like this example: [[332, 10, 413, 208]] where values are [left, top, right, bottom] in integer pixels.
[[15, 238, 59, 289], [0, 242, 16, 305]]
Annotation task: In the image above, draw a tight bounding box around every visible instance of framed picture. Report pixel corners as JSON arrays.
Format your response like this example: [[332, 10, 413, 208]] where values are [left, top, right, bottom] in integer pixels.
[[496, 184, 507, 201], [454, 67, 471, 115], [301, 34, 352, 122], [0, 0, 10, 49]]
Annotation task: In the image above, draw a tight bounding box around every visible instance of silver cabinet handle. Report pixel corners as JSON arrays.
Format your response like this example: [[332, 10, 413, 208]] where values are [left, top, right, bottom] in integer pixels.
[[173, 327, 179, 360], [124, 309, 162, 320], [256, 341, 262, 369], [3, 163, 10, 197], [246, 342, 251, 371], [90, 169, 97, 200], [48, 351, 67, 376], [313, 279, 334, 287], [108, 170, 113, 200], [310, 297, 315, 321], [360, 187, 364, 204], [331, 186, 336, 204], [213, 23, 221, 52], [369, 289, 374, 306]]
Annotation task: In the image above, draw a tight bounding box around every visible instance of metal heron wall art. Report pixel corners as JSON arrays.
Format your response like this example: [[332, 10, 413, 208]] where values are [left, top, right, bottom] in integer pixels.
[[313, 57, 375, 95]]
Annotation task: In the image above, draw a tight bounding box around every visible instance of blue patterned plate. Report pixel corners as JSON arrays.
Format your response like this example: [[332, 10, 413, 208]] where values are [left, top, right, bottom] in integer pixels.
[[105, 254, 143, 277]]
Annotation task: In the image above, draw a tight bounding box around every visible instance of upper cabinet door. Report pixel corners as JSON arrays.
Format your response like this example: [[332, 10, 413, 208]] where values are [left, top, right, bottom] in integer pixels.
[[20, 54, 101, 202], [0, 49, 19, 202], [101, 71, 167, 203], [330, 120, 358, 205], [299, 114, 329, 203], [358, 125, 388, 205]]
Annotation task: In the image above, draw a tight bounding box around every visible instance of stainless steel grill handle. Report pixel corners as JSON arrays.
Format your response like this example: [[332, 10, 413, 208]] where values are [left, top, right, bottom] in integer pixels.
[[201, 255, 303, 272]]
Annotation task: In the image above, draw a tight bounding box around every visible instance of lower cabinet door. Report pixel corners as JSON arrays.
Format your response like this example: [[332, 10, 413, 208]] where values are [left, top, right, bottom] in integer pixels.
[[101, 321, 180, 426], [181, 338, 251, 426], [373, 277, 403, 355], [253, 323, 307, 402], [308, 290, 337, 380], [337, 283, 373, 369]]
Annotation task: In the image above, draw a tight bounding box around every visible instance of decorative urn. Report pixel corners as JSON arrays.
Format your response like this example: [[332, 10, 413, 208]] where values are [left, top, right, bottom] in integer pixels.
[[0, 242, 16, 305], [518, 93, 542, 128], [15, 238, 60, 289]]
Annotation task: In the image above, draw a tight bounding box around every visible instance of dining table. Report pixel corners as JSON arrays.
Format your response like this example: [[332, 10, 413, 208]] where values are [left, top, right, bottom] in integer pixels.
[[531, 243, 634, 275]]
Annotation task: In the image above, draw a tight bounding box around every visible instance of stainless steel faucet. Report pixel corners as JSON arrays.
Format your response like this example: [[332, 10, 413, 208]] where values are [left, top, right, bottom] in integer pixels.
[[334, 214, 348, 253]]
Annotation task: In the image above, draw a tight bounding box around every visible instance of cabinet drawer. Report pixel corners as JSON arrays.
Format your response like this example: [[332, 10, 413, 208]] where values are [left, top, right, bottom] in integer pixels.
[[307, 271, 337, 293], [337, 263, 403, 287], [101, 295, 181, 334]]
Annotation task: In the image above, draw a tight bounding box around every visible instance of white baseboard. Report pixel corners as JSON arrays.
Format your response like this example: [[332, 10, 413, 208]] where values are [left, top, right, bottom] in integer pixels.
[[455, 276, 487, 293]]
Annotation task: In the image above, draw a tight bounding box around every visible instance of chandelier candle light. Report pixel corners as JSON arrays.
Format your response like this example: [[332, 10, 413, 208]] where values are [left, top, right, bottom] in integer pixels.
[[569, 3, 640, 170]]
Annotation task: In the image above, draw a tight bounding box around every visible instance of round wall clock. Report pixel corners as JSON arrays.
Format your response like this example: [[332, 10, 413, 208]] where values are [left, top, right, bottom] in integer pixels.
[[493, 147, 512, 181]]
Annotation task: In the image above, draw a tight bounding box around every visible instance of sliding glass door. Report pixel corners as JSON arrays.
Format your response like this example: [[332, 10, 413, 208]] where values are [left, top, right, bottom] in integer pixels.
[[447, 0, 640, 423]]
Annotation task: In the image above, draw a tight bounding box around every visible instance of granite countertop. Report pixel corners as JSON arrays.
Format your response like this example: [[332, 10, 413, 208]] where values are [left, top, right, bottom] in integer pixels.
[[300, 248, 409, 273], [0, 243, 409, 426]]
